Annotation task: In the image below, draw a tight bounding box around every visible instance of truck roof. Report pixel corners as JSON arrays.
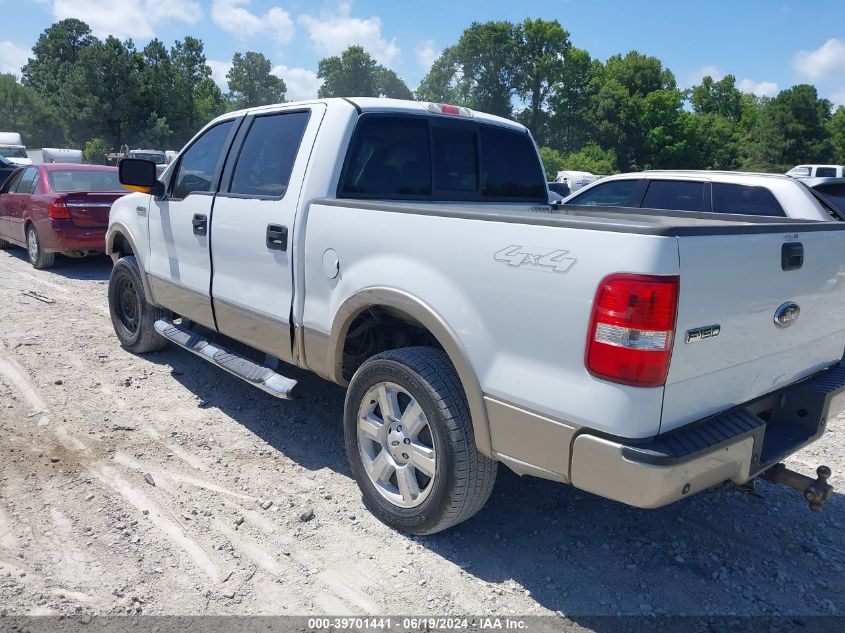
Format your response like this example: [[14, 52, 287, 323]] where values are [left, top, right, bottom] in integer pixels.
[[217, 97, 528, 133]]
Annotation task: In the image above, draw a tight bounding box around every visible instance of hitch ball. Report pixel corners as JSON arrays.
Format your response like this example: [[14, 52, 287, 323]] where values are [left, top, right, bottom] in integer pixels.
[[763, 464, 834, 512]]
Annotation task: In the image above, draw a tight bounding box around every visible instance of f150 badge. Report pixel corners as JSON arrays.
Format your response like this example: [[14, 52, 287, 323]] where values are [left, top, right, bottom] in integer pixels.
[[494, 245, 576, 273]]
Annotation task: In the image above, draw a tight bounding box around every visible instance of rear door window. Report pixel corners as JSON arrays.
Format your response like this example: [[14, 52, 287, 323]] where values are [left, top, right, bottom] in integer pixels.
[[712, 183, 785, 216], [228, 111, 310, 198], [641, 180, 705, 212], [14, 168, 39, 194], [568, 179, 639, 206]]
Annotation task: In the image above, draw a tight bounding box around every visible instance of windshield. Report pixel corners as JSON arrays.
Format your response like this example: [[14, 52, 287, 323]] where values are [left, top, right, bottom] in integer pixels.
[[0, 147, 27, 159], [48, 169, 122, 192], [131, 152, 166, 165]]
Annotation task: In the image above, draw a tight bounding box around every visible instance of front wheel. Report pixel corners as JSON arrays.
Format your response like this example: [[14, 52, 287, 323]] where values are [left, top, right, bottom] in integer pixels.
[[108, 256, 169, 353], [344, 347, 497, 534], [26, 225, 55, 269]]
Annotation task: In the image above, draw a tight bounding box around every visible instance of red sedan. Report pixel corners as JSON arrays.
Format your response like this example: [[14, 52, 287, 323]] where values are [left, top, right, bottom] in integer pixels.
[[0, 164, 127, 269]]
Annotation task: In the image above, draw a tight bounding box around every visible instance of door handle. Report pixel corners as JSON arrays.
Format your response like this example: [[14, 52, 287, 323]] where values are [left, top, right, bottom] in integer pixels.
[[266, 224, 288, 251], [192, 213, 207, 236]]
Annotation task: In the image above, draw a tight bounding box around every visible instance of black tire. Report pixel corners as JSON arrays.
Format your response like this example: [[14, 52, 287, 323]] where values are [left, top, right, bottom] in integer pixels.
[[108, 256, 169, 354], [26, 224, 55, 270], [344, 347, 497, 535]]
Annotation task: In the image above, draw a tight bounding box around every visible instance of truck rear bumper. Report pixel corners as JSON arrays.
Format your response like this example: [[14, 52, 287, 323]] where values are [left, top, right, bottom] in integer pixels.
[[569, 363, 845, 508]]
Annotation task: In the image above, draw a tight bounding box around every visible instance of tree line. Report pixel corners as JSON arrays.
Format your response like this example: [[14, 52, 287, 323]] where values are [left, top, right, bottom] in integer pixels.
[[1, 18, 844, 174]]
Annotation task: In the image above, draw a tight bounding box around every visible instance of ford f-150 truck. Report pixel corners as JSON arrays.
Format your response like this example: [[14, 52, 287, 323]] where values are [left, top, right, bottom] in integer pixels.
[[107, 98, 845, 534]]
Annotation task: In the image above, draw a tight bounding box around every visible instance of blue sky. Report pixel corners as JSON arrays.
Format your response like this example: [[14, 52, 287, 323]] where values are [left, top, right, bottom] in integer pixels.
[[2, 1, 844, 105]]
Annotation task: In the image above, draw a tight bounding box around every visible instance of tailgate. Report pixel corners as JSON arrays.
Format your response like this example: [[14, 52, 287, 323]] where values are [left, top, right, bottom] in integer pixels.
[[64, 193, 123, 228], [661, 227, 845, 432]]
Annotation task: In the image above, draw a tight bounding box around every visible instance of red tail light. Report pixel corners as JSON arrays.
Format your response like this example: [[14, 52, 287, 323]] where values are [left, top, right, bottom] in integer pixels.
[[585, 274, 679, 388], [48, 199, 70, 219]]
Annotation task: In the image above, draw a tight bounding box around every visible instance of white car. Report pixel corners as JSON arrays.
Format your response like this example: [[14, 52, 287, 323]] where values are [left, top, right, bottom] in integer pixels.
[[787, 164, 845, 179], [107, 99, 845, 533], [564, 170, 839, 221], [0, 132, 32, 166]]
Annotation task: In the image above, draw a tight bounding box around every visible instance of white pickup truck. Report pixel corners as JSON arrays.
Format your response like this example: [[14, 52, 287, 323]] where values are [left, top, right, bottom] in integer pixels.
[[107, 98, 845, 534]]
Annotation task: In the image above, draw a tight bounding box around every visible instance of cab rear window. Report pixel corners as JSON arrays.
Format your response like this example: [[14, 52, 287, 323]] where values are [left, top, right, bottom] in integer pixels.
[[339, 114, 546, 202]]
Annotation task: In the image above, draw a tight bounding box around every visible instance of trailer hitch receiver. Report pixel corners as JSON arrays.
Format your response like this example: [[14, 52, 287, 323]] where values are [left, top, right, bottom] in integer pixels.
[[763, 464, 833, 511]]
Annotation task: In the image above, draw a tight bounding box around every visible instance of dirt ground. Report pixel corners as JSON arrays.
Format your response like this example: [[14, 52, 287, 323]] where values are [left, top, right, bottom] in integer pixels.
[[0, 247, 844, 623]]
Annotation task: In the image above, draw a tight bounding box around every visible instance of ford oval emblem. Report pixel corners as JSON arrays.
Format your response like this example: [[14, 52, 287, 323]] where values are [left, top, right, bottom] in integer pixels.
[[774, 302, 800, 328]]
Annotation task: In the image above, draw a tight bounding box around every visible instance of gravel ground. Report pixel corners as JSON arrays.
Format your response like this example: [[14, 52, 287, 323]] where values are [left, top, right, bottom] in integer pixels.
[[0, 248, 844, 624]]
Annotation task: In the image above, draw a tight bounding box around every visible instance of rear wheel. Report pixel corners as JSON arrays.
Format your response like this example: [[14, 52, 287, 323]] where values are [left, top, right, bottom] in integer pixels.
[[26, 225, 55, 270], [344, 347, 497, 534], [108, 256, 169, 353]]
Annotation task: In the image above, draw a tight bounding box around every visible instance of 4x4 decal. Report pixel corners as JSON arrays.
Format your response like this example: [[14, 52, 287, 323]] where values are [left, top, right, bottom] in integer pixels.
[[494, 245, 576, 273]]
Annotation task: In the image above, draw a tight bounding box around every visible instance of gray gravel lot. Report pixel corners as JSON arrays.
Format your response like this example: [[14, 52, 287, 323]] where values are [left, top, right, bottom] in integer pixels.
[[0, 248, 844, 625]]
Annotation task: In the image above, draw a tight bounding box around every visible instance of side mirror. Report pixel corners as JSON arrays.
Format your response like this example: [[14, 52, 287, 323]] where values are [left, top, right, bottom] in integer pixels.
[[119, 158, 164, 196]]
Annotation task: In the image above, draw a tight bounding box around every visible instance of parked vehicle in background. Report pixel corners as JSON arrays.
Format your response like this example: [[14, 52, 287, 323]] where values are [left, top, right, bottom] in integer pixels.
[[547, 181, 571, 198], [563, 170, 839, 221], [0, 155, 16, 187], [555, 169, 599, 192], [165, 150, 178, 164], [0, 164, 126, 269], [27, 148, 84, 164], [786, 164, 845, 179], [0, 132, 32, 166], [127, 149, 167, 176], [806, 178, 845, 217], [107, 98, 845, 534]]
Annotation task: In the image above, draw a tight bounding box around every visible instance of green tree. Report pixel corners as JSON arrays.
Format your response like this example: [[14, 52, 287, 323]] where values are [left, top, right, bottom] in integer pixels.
[[829, 106, 845, 165], [514, 18, 571, 143], [547, 47, 595, 154], [227, 51, 286, 109], [588, 51, 679, 170], [744, 85, 833, 171], [67, 36, 143, 148], [135, 112, 172, 148], [171, 36, 213, 142], [416, 21, 520, 117], [538, 146, 566, 180], [562, 143, 617, 174], [83, 137, 110, 164], [317, 46, 411, 98], [689, 75, 742, 121], [193, 77, 227, 129], [21, 19, 95, 95]]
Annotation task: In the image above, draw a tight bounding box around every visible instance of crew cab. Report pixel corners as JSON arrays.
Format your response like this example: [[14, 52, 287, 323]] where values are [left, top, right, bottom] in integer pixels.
[[107, 98, 845, 534]]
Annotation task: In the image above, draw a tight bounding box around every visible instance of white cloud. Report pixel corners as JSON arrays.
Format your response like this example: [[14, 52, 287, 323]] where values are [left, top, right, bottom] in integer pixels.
[[831, 88, 845, 108], [793, 39, 845, 82], [50, 0, 200, 40], [415, 40, 437, 72], [0, 41, 30, 75], [298, 2, 400, 66], [681, 64, 724, 88], [737, 78, 779, 97], [271, 65, 322, 101], [211, 0, 294, 45], [207, 59, 233, 90]]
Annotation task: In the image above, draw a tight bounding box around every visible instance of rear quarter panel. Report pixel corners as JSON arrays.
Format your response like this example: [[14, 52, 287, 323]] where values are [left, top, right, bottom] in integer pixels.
[[302, 204, 680, 440]]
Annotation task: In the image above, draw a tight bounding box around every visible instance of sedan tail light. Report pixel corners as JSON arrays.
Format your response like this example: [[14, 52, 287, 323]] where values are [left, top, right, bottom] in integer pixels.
[[585, 274, 679, 388], [48, 199, 70, 219]]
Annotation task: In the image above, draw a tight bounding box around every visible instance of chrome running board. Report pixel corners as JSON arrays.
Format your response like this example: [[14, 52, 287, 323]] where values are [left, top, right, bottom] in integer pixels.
[[154, 319, 297, 399]]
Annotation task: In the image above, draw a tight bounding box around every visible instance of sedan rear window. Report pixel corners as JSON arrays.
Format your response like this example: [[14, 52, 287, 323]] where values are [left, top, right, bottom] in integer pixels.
[[339, 115, 546, 202], [568, 179, 638, 206], [48, 169, 122, 192]]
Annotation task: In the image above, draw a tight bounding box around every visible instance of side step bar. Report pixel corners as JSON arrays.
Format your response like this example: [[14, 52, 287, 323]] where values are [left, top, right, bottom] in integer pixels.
[[154, 319, 297, 399]]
